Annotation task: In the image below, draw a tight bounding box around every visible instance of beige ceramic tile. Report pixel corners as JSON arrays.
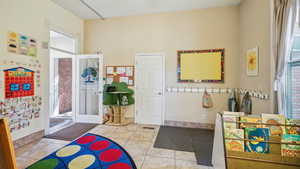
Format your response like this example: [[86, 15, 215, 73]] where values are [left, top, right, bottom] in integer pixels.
[[176, 160, 209, 169], [142, 156, 175, 169], [16, 156, 39, 169], [131, 155, 145, 169], [113, 129, 134, 139], [147, 147, 175, 159], [115, 124, 138, 132], [125, 144, 149, 158], [40, 138, 69, 145], [126, 139, 153, 151], [109, 137, 129, 147], [175, 150, 197, 162], [130, 131, 156, 142]]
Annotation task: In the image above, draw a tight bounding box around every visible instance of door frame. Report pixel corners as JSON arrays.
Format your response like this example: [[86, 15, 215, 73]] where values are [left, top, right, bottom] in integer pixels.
[[75, 54, 104, 124], [134, 53, 166, 125], [46, 30, 78, 135]]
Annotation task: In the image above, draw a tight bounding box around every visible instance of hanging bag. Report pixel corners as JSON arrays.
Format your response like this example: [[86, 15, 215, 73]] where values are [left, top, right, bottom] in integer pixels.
[[202, 89, 213, 108]]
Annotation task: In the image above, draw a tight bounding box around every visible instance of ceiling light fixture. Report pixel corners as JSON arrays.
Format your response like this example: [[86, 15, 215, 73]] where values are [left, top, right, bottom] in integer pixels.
[[79, 0, 105, 20]]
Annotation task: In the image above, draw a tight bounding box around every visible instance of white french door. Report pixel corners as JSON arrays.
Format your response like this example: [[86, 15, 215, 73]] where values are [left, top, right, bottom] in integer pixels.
[[75, 55, 103, 124], [135, 53, 165, 125]]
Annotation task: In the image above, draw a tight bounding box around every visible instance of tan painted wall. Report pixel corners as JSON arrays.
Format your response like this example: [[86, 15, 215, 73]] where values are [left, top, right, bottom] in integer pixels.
[[0, 0, 84, 140], [84, 6, 241, 124], [239, 0, 273, 114]]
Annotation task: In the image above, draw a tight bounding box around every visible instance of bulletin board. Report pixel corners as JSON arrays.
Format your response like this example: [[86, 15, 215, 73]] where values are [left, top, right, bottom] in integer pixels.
[[177, 49, 224, 83], [105, 66, 135, 86]]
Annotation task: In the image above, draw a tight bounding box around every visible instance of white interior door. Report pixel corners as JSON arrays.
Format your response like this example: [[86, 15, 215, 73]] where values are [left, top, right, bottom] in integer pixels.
[[76, 54, 103, 124], [135, 53, 165, 125]]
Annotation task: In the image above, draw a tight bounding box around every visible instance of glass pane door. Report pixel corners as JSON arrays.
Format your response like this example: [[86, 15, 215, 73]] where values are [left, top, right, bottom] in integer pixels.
[[76, 55, 103, 123]]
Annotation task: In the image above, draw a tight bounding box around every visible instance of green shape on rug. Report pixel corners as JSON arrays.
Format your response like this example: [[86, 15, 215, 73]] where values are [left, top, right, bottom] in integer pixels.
[[27, 159, 59, 169]]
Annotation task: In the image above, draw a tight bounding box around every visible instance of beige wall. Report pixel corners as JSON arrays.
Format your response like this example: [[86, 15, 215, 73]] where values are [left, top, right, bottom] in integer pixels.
[[239, 0, 273, 114], [0, 0, 84, 140], [84, 6, 241, 124]]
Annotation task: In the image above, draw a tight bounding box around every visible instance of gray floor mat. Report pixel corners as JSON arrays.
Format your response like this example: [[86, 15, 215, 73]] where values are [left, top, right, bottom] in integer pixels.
[[153, 126, 214, 166]]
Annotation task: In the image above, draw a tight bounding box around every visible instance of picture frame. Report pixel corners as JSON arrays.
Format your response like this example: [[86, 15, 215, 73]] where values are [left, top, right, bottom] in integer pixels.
[[246, 47, 259, 76]]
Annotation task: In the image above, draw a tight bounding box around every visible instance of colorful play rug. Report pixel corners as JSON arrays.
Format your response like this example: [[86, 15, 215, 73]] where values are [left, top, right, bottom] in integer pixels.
[[26, 133, 137, 169]]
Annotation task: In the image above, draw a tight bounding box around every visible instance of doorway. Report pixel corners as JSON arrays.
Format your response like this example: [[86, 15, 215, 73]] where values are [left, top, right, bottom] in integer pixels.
[[76, 55, 104, 123], [49, 30, 76, 134], [135, 53, 165, 125]]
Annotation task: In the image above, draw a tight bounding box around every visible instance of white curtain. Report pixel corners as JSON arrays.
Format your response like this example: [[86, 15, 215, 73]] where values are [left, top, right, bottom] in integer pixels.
[[273, 0, 299, 115]]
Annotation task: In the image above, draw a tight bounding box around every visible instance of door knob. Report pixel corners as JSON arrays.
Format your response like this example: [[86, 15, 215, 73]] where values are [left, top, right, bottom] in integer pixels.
[[157, 92, 162, 95]]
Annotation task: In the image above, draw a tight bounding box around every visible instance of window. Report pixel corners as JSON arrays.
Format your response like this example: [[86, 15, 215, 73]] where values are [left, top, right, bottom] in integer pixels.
[[287, 35, 300, 119], [50, 31, 75, 53]]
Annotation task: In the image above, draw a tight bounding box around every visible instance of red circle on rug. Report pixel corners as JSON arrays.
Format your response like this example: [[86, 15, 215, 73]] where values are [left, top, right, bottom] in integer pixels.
[[107, 162, 131, 169], [76, 135, 96, 144], [90, 140, 110, 151], [99, 149, 122, 162]]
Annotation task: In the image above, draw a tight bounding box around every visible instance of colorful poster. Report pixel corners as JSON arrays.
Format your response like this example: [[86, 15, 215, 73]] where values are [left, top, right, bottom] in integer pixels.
[[281, 134, 300, 157], [245, 128, 270, 153], [126, 67, 133, 76], [7, 32, 19, 53], [246, 47, 259, 76], [19, 34, 29, 55], [0, 96, 42, 132], [28, 38, 37, 57], [7, 32, 37, 57], [262, 113, 285, 136], [223, 112, 245, 129], [225, 128, 244, 152], [240, 116, 262, 128], [4, 67, 35, 98], [285, 119, 300, 135], [223, 115, 238, 129], [106, 67, 114, 74]]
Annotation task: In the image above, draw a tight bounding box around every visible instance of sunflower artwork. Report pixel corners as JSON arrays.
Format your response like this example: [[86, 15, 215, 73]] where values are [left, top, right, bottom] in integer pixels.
[[246, 47, 259, 76]]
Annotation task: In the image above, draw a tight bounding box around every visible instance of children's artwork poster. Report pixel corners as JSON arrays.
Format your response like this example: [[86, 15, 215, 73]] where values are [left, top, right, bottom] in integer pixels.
[[0, 96, 42, 132], [7, 32, 37, 57], [281, 134, 300, 157], [80, 60, 99, 86], [246, 47, 259, 76], [4, 67, 34, 99], [0, 59, 42, 133], [285, 119, 300, 135], [245, 128, 270, 154], [225, 128, 244, 152], [262, 113, 285, 136]]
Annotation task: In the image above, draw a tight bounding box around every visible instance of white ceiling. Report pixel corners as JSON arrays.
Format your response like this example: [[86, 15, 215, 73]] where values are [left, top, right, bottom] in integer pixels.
[[52, 0, 241, 19]]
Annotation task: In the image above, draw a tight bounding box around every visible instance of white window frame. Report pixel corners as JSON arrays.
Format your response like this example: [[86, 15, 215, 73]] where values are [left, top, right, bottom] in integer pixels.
[[286, 34, 300, 119]]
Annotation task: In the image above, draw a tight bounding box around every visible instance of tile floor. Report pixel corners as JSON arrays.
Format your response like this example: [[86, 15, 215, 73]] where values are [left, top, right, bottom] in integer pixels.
[[16, 124, 214, 169]]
